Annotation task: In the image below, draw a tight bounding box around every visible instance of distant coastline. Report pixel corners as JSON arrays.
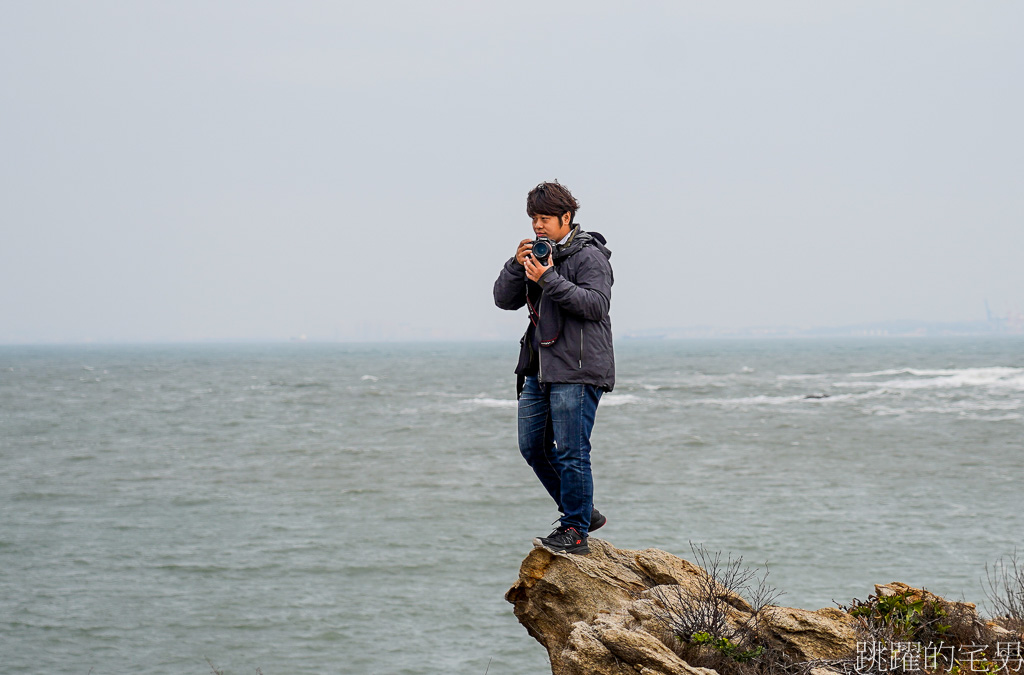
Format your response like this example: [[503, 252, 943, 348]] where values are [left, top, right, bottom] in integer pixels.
[[623, 317, 1024, 340], [4, 317, 1024, 345]]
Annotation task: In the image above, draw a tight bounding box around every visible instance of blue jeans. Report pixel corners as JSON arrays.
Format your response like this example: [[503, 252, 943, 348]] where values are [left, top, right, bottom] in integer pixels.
[[518, 376, 603, 536]]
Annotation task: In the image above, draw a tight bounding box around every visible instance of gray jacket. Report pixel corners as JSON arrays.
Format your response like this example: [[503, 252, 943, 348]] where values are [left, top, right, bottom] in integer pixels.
[[493, 227, 615, 393]]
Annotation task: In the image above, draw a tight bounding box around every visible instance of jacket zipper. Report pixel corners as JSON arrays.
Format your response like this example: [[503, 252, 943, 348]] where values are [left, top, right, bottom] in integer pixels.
[[579, 328, 584, 369]]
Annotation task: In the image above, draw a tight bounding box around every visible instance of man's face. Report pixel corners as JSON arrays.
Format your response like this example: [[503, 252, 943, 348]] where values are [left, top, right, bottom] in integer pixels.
[[531, 212, 572, 241]]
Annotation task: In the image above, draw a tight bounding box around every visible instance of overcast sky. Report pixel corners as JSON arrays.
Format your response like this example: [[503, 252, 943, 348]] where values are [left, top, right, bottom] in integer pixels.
[[2, 1, 1021, 343]]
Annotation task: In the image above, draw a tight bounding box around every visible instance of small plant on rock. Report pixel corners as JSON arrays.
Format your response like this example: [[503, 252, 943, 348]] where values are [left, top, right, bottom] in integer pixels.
[[691, 630, 766, 662], [846, 587, 987, 649], [835, 584, 1006, 675], [984, 551, 1024, 633], [649, 543, 784, 675]]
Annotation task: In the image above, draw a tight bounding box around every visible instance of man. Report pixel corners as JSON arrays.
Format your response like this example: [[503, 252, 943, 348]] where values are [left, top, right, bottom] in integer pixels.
[[493, 181, 615, 555]]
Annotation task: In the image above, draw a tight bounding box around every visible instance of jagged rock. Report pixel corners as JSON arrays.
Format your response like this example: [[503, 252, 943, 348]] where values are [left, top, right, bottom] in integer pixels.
[[505, 539, 860, 674], [758, 605, 859, 660], [506, 539, 1021, 674], [590, 614, 718, 675], [558, 618, 716, 675], [504, 538, 650, 651]]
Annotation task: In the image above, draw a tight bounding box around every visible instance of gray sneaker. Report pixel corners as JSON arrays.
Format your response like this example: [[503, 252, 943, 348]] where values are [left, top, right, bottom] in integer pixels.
[[533, 526, 590, 555]]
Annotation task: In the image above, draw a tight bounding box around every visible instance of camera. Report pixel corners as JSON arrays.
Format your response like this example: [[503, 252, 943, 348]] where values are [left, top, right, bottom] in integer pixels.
[[530, 237, 554, 265]]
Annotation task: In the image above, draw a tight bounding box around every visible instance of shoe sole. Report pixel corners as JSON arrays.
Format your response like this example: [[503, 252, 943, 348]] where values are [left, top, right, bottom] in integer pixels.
[[590, 513, 607, 532]]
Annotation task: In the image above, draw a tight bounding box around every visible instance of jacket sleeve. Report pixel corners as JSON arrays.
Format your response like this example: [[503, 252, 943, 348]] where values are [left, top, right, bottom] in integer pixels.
[[538, 250, 612, 321], [493, 256, 528, 310]]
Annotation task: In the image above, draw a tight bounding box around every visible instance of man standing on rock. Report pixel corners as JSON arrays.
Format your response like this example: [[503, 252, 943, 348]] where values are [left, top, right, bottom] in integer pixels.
[[493, 181, 615, 555]]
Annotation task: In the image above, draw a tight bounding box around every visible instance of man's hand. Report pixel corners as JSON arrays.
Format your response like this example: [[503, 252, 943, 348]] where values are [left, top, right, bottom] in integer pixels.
[[515, 239, 533, 266], [524, 250, 554, 282]]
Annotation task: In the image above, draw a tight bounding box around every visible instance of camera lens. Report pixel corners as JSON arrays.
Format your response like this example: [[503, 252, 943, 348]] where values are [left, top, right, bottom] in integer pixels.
[[532, 240, 551, 263]]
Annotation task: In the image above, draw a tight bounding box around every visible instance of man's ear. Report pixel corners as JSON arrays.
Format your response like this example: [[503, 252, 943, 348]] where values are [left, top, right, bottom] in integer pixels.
[[561, 212, 571, 229]]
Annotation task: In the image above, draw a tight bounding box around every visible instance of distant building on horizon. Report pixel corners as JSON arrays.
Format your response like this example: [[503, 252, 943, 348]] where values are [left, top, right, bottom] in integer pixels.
[[986, 300, 1024, 334]]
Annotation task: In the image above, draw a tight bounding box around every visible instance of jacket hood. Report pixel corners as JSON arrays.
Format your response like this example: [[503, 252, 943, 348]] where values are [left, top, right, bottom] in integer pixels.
[[554, 225, 612, 261]]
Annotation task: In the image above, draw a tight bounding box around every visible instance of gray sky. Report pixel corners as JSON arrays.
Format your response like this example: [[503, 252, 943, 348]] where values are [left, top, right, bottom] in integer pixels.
[[2, 1, 1021, 343]]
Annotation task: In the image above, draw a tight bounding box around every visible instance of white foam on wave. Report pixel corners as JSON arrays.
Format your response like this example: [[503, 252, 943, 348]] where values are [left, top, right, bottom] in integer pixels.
[[966, 413, 1022, 422], [453, 394, 642, 412], [916, 399, 1023, 414], [702, 394, 806, 406], [701, 389, 891, 407], [862, 404, 1023, 421], [866, 407, 907, 417], [458, 393, 643, 409], [840, 367, 1024, 391], [893, 369, 1022, 390], [601, 394, 641, 406], [833, 380, 886, 389], [360, 374, 379, 381], [851, 368, 916, 377], [463, 397, 518, 409], [851, 366, 1022, 378]]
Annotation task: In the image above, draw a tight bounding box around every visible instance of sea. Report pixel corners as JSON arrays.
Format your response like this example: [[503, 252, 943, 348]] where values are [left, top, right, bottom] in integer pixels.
[[1, 338, 1022, 674]]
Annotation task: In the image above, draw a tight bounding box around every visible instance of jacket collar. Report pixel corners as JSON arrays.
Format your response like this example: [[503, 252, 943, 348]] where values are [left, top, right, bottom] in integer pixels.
[[554, 225, 590, 260]]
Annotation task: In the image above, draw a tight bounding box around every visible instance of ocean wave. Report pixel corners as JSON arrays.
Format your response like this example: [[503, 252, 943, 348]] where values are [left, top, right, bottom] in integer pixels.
[[700, 389, 891, 407], [862, 404, 1023, 421], [850, 368, 918, 377], [630, 381, 729, 391], [701, 394, 807, 406], [965, 413, 1022, 422], [462, 397, 517, 409], [839, 367, 1024, 391], [601, 394, 641, 406], [850, 365, 1022, 378], [865, 407, 907, 417], [627, 373, 740, 390], [456, 393, 642, 409], [918, 399, 1023, 413]]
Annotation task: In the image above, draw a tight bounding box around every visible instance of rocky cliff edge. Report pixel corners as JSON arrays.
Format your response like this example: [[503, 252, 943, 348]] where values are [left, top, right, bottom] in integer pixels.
[[506, 538, 1021, 675]]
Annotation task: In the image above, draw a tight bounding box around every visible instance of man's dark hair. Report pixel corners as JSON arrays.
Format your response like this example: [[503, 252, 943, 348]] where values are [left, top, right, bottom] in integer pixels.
[[527, 181, 580, 224]]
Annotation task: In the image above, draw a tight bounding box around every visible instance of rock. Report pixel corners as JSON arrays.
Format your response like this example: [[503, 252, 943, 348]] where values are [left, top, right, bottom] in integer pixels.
[[589, 615, 718, 675], [557, 618, 716, 675], [506, 540, 985, 675], [757, 605, 859, 660], [505, 539, 725, 674], [504, 539, 651, 651], [874, 581, 976, 615]]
